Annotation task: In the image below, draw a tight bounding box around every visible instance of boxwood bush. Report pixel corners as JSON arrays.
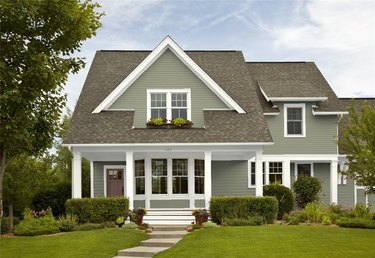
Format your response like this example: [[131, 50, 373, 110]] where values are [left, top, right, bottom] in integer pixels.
[[210, 196, 278, 224], [293, 175, 322, 208], [65, 197, 129, 223], [263, 183, 294, 219]]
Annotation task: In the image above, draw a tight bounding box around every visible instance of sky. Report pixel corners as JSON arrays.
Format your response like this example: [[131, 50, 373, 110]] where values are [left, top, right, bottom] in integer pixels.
[[65, 0, 375, 111]]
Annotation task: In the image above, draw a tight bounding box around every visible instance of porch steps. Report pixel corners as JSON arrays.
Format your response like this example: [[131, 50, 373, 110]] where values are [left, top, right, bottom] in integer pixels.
[[114, 225, 187, 258], [142, 209, 194, 225]]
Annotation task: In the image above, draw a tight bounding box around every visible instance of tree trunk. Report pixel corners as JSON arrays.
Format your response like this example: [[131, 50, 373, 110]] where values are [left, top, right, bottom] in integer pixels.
[[8, 198, 13, 233], [0, 143, 5, 236]]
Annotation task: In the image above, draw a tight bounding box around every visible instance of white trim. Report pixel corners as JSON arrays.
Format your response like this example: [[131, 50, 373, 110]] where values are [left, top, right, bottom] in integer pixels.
[[263, 112, 280, 116], [103, 165, 126, 198], [270, 97, 328, 102], [63, 142, 274, 147], [92, 36, 245, 114], [126, 151, 134, 209], [72, 150, 82, 198], [247, 160, 256, 188], [330, 160, 338, 204], [90, 161, 94, 198], [259, 86, 270, 102], [146, 89, 191, 121], [255, 150, 263, 196], [284, 103, 306, 137], [104, 109, 135, 111], [312, 110, 348, 116], [202, 108, 232, 111]]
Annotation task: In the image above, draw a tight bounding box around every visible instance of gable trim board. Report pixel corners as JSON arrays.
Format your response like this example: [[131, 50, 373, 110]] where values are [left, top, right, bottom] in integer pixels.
[[259, 85, 328, 102], [92, 36, 245, 114]]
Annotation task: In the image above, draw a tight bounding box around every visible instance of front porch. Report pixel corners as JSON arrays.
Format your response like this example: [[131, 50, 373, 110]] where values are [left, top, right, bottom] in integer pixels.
[[70, 143, 267, 209]]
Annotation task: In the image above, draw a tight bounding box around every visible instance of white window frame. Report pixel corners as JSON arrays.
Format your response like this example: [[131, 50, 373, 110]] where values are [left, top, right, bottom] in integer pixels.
[[268, 161, 283, 184], [284, 103, 306, 137], [147, 89, 191, 121], [134, 159, 145, 195], [294, 162, 314, 178]]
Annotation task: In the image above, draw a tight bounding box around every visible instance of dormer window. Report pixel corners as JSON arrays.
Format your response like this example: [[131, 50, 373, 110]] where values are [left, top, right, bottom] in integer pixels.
[[284, 103, 306, 137], [147, 89, 191, 121]]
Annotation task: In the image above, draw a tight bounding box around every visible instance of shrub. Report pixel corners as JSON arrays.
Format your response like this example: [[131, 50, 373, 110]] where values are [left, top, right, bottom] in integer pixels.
[[353, 203, 372, 220], [75, 223, 105, 231], [222, 216, 263, 226], [32, 182, 71, 217], [304, 201, 325, 223], [58, 214, 78, 232], [210, 196, 278, 224], [123, 222, 137, 229], [0, 217, 20, 234], [293, 176, 322, 208], [202, 221, 218, 228], [65, 197, 129, 223], [100, 221, 116, 228], [14, 217, 60, 236], [263, 183, 294, 219], [337, 217, 375, 229], [284, 210, 307, 225]]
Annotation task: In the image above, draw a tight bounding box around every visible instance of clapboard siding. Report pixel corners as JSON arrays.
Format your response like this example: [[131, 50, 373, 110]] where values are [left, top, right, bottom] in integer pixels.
[[264, 103, 337, 154], [93, 161, 126, 197], [338, 179, 355, 208], [212, 161, 255, 196], [314, 163, 330, 205], [109, 49, 228, 127]]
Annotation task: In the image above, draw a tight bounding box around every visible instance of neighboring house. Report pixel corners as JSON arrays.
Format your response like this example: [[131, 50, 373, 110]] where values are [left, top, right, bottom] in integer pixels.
[[64, 36, 375, 211]]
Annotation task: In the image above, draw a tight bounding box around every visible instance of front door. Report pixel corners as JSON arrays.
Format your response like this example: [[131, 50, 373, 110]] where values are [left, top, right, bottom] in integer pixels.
[[107, 168, 124, 197]]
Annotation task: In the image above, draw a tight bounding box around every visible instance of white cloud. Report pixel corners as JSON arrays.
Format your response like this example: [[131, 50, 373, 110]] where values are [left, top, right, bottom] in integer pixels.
[[272, 0, 375, 97]]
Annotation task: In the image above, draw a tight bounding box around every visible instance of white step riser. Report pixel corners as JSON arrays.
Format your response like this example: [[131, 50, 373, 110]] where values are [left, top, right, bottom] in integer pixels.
[[144, 215, 194, 220]]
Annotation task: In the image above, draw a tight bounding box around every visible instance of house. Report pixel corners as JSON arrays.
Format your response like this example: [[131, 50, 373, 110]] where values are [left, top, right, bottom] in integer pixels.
[[64, 36, 375, 212]]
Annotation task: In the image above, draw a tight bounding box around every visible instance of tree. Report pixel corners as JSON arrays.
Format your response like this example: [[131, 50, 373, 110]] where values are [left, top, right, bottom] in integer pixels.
[[340, 101, 375, 194], [292, 175, 322, 208], [0, 0, 102, 234]]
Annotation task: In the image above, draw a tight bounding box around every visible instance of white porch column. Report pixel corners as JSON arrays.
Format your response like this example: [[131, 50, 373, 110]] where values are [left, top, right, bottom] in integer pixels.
[[126, 151, 134, 209], [330, 160, 338, 204], [204, 151, 212, 208], [283, 159, 291, 188], [72, 149, 82, 198], [255, 150, 263, 196], [90, 161, 94, 198]]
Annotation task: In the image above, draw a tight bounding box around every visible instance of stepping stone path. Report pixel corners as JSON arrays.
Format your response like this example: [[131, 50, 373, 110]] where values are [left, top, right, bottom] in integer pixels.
[[113, 225, 188, 258]]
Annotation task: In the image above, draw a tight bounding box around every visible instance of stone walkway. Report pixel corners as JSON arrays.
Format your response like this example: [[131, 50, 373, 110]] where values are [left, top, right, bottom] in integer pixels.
[[113, 225, 188, 258]]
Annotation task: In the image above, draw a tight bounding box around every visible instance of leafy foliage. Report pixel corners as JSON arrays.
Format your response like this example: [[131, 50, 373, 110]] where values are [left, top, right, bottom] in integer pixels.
[[336, 217, 375, 229], [339, 101, 375, 194], [65, 197, 129, 224], [210, 196, 278, 224], [292, 175, 322, 208], [263, 183, 294, 219], [222, 216, 263, 226], [58, 214, 78, 232]]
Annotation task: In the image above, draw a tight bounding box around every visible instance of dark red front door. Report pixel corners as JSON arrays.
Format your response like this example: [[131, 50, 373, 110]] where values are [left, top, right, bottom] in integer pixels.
[[107, 169, 124, 197]]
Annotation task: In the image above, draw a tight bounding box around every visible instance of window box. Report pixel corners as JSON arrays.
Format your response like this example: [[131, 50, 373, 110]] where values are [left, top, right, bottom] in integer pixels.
[[146, 118, 193, 129]]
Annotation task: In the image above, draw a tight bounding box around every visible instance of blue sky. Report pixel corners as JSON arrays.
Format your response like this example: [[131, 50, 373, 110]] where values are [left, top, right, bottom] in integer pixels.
[[65, 0, 375, 110]]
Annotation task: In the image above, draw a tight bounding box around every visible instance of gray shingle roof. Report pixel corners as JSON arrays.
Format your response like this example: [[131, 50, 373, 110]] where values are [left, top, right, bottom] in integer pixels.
[[64, 50, 273, 144], [247, 62, 347, 113]]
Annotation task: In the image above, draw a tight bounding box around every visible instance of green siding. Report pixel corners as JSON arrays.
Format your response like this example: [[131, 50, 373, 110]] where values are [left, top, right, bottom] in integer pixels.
[[368, 194, 375, 212], [134, 200, 145, 208], [150, 200, 190, 208], [93, 161, 126, 197], [338, 179, 355, 208], [194, 199, 206, 208], [314, 163, 330, 205], [109, 49, 228, 127], [212, 161, 255, 196], [357, 189, 366, 205], [264, 103, 337, 154]]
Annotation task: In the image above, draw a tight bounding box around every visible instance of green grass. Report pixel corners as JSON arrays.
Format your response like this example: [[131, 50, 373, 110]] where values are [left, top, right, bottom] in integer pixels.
[[156, 225, 375, 258], [0, 228, 147, 258]]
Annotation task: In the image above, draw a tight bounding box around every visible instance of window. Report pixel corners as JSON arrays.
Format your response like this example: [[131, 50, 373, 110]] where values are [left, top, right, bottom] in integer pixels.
[[152, 159, 167, 194], [296, 163, 312, 177], [172, 159, 188, 194], [195, 159, 204, 194], [284, 104, 305, 137], [338, 164, 347, 185], [135, 160, 145, 195], [147, 89, 191, 121], [150, 93, 167, 119], [249, 161, 265, 187], [269, 162, 283, 184]]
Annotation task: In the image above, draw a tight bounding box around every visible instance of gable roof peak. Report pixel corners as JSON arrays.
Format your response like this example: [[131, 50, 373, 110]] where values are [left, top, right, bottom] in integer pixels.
[[92, 36, 245, 114]]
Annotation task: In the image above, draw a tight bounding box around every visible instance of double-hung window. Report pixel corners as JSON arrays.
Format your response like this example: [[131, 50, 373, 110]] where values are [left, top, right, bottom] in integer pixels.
[[284, 103, 305, 137], [269, 162, 283, 184], [148, 89, 191, 121], [152, 159, 168, 194], [135, 160, 145, 195], [194, 159, 204, 194], [172, 159, 188, 194]]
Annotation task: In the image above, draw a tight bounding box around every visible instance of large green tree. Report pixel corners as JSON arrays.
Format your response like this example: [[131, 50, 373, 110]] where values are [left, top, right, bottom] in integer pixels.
[[340, 101, 375, 194], [0, 0, 102, 233]]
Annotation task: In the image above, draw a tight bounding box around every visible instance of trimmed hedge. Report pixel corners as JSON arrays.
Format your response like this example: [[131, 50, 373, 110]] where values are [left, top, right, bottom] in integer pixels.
[[263, 184, 294, 219], [210, 196, 278, 224], [337, 217, 375, 229], [65, 197, 129, 223]]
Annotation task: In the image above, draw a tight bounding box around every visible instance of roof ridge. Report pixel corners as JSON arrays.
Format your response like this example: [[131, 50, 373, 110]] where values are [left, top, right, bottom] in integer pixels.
[[99, 50, 239, 52], [247, 61, 310, 64]]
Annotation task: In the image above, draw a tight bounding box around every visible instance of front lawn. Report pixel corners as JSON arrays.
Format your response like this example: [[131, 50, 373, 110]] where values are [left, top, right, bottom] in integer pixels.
[[156, 225, 375, 258], [0, 228, 147, 258]]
